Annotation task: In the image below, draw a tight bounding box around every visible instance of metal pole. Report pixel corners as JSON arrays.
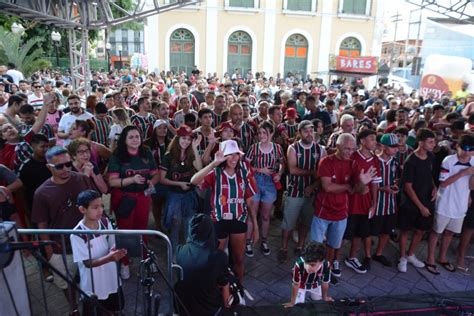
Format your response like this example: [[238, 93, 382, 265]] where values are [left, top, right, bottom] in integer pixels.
[[107, 49, 111, 72], [55, 43, 59, 69], [414, 10, 422, 89], [403, 10, 412, 68], [119, 50, 122, 69], [389, 12, 402, 75]]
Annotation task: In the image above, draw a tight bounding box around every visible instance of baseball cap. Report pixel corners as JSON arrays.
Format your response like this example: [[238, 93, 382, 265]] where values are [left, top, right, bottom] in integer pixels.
[[153, 119, 167, 129], [176, 124, 193, 137], [218, 121, 236, 135], [219, 139, 244, 156], [284, 107, 297, 119], [260, 89, 270, 96], [357, 90, 365, 96], [380, 133, 399, 147], [298, 120, 314, 131]]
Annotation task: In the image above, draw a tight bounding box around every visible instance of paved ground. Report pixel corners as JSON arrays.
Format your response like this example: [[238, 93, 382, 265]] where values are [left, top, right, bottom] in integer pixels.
[[22, 214, 474, 315]]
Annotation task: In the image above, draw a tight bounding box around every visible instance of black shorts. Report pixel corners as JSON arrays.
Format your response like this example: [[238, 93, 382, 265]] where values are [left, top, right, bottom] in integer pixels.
[[82, 290, 124, 314], [370, 214, 396, 236], [344, 214, 370, 240], [214, 219, 247, 239], [463, 207, 474, 230], [398, 206, 432, 231]]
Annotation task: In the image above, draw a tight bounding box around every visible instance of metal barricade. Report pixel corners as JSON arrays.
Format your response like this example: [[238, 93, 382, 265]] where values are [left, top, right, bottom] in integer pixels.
[[18, 228, 175, 316]]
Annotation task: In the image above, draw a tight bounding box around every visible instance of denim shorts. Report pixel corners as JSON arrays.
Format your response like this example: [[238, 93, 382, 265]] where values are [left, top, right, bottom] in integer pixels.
[[252, 173, 277, 204], [310, 216, 347, 249]]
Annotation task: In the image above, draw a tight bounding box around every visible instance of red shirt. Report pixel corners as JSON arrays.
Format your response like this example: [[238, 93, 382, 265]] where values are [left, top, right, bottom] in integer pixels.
[[314, 154, 354, 221], [349, 151, 382, 215]]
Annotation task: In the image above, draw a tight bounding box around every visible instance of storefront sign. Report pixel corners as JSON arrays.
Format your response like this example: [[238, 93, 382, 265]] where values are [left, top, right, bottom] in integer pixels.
[[329, 55, 378, 74]]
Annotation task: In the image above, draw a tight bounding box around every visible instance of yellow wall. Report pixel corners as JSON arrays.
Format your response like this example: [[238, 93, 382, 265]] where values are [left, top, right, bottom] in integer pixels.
[[148, 0, 378, 76]]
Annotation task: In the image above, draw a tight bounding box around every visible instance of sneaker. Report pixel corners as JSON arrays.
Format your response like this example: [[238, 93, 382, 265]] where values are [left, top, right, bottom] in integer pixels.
[[373, 255, 392, 267], [260, 241, 271, 256], [245, 241, 254, 257], [292, 231, 299, 244], [277, 249, 288, 263], [120, 264, 130, 280], [344, 258, 367, 274], [331, 260, 342, 277], [398, 257, 407, 273], [363, 257, 372, 271], [407, 255, 425, 268], [330, 275, 339, 286]]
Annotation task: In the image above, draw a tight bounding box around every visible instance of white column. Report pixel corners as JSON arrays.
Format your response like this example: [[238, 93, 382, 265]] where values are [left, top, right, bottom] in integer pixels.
[[205, 0, 218, 75], [317, 0, 333, 84], [144, 14, 159, 73], [262, 0, 277, 75]]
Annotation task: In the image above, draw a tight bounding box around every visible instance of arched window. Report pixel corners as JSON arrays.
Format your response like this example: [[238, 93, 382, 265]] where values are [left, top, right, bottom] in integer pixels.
[[339, 37, 362, 57], [284, 34, 308, 78], [227, 31, 252, 76], [170, 28, 195, 75]]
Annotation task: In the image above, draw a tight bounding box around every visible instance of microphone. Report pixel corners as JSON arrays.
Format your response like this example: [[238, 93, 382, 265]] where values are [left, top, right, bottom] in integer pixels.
[[0, 240, 56, 253]]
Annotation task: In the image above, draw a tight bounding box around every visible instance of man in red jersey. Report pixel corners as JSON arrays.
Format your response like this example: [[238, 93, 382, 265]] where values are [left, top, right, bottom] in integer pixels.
[[311, 133, 376, 285]]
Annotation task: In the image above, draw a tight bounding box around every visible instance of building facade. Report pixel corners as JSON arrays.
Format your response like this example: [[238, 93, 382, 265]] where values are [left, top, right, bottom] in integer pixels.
[[144, 0, 384, 82]]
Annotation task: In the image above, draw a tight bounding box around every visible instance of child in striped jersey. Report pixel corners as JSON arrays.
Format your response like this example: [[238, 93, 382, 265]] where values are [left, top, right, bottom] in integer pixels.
[[284, 242, 333, 308]]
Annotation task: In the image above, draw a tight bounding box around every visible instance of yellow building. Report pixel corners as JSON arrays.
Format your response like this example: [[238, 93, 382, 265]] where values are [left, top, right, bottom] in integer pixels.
[[144, 0, 384, 83]]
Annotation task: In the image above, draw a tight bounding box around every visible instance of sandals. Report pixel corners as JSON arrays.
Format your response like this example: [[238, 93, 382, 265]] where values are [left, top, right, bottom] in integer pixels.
[[457, 266, 470, 275], [437, 261, 456, 272], [424, 262, 440, 275]]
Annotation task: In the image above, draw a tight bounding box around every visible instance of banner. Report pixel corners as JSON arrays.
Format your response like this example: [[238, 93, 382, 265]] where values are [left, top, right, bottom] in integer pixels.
[[330, 55, 378, 74]]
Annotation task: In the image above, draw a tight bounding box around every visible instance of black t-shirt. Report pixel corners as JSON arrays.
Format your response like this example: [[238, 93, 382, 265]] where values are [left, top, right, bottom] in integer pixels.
[[175, 247, 228, 315], [400, 151, 435, 211], [18, 158, 52, 210], [159, 152, 195, 193]]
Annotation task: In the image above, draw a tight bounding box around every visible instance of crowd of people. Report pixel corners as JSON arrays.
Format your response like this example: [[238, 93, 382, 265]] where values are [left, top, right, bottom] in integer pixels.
[[1, 64, 474, 315]]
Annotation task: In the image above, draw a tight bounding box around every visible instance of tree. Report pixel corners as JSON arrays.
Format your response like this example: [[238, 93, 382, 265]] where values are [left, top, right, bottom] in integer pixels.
[[0, 27, 51, 77]]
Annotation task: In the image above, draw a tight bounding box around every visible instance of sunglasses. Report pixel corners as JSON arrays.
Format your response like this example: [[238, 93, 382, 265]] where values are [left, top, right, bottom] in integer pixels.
[[48, 161, 73, 170], [34, 86, 41, 89], [461, 145, 474, 152]]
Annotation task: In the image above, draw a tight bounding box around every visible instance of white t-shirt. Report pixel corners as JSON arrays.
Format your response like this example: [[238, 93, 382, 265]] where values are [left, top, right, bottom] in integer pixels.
[[58, 111, 94, 146], [108, 124, 124, 143], [28, 93, 44, 109], [70, 218, 120, 300], [436, 154, 474, 218], [6, 69, 24, 85]]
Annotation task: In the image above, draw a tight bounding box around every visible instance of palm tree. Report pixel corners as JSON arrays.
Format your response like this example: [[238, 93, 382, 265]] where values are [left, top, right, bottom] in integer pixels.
[[0, 26, 51, 77]]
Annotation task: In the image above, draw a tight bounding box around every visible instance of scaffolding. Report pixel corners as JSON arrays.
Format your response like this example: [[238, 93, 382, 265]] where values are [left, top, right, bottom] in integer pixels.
[[0, 0, 201, 93]]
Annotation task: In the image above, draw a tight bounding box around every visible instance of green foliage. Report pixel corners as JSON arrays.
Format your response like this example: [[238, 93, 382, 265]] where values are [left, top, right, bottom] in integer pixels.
[[0, 27, 51, 76], [110, 0, 144, 31]]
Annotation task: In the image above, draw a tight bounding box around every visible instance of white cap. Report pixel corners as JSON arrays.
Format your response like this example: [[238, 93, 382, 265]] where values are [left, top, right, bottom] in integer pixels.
[[357, 89, 365, 96], [219, 140, 244, 156], [153, 119, 167, 129]]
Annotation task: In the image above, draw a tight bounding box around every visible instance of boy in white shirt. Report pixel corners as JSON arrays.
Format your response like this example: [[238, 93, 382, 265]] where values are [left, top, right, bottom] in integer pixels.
[[70, 190, 127, 315]]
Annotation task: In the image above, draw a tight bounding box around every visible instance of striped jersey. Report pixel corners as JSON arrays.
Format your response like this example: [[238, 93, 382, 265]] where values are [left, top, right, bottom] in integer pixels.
[[287, 141, 326, 198], [251, 114, 266, 127], [234, 121, 255, 152], [14, 130, 35, 172], [18, 123, 55, 141], [292, 257, 331, 290], [395, 145, 413, 171], [376, 156, 399, 216], [193, 127, 215, 157], [91, 116, 113, 146], [201, 161, 258, 223], [211, 112, 223, 128], [283, 121, 298, 140], [246, 142, 285, 172], [131, 113, 156, 140]]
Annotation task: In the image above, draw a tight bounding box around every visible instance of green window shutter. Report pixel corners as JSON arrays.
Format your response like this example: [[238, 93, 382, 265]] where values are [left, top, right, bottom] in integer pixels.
[[288, 0, 312, 11], [343, 0, 367, 15], [229, 0, 254, 8]]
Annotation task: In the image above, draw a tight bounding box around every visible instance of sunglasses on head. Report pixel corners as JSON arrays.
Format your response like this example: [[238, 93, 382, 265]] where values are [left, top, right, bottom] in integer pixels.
[[48, 161, 73, 170], [461, 145, 474, 152]]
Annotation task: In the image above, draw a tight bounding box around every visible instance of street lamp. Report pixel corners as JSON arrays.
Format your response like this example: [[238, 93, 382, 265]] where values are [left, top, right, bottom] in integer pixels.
[[105, 42, 111, 71], [11, 22, 25, 35], [116, 43, 123, 70], [51, 31, 62, 68]]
